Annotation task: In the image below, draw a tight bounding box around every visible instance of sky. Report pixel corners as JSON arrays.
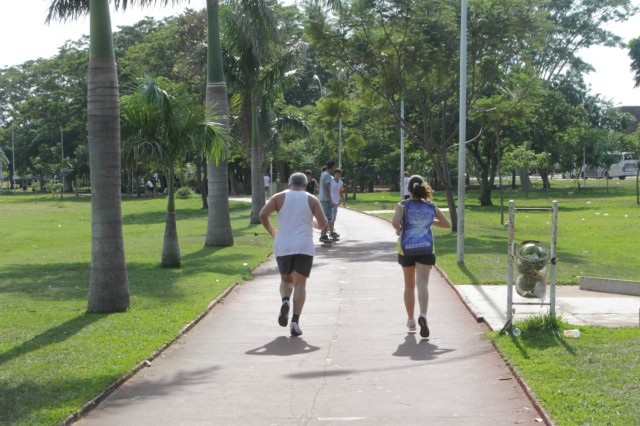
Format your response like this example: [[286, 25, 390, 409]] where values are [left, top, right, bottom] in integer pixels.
[[1, 0, 640, 106]]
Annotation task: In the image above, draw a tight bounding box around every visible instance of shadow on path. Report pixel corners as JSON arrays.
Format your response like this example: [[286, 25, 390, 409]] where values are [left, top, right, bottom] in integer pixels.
[[245, 336, 320, 356]]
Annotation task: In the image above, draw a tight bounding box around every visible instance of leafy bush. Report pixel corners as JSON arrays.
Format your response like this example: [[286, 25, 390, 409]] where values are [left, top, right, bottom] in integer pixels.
[[175, 186, 194, 199], [44, 182, 63, 194]]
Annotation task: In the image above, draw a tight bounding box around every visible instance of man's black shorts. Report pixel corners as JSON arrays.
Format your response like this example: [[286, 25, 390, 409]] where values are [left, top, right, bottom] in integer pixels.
[[276, 254, 314, 277], [398, 253, 436, 267]]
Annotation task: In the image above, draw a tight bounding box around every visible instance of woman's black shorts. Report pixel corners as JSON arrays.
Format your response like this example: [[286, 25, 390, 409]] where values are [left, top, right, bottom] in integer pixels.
[[398, 253, 436, 267]]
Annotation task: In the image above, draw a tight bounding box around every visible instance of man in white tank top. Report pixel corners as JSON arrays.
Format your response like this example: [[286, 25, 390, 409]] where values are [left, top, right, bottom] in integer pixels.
[[259, 172, 328, 336]]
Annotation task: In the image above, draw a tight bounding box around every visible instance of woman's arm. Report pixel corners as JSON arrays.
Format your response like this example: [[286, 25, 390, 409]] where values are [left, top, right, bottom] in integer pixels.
[[433, 207, 451, 229], [391, 203, 404, 236]]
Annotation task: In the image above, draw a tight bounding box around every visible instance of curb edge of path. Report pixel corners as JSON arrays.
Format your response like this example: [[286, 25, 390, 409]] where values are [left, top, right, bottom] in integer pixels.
[[439, 266, 555, 426], [61, 283, 241, 426]]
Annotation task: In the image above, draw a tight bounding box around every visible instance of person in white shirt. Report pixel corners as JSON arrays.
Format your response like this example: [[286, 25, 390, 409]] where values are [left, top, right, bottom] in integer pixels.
[[329, 168, 346, 239], [263, 172, 271, 200], [403, 172, 410, 200], [259, 172, 328, 337], [146, 178, 155, 197]]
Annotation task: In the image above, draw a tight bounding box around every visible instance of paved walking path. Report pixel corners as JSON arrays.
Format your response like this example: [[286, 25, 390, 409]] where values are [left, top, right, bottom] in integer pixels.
[[76, 207, 547, 425]]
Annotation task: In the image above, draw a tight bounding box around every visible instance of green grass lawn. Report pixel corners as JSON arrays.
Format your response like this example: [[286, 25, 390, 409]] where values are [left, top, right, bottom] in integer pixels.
[[0, 194, 273, 425], [489, 316, 640, 426], [347, 177, 640, 284]]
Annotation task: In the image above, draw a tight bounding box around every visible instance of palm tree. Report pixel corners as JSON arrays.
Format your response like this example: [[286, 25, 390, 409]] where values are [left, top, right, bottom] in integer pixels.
[[45, 0, 146, 312], [224, 0, 300, 224], [122, 74, 227, 267], [204, 0, 234, 246]]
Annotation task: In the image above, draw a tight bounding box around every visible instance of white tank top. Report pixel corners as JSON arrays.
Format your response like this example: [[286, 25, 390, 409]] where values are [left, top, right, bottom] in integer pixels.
[[273, 190, 315, 257]]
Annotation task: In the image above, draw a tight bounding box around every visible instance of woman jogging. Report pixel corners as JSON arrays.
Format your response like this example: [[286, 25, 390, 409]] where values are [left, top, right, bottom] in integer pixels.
[[391, 175, 451, 338]]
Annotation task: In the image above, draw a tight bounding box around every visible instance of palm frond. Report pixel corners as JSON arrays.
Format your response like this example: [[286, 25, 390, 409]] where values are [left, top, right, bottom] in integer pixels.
[[46, 0, 189, 23]]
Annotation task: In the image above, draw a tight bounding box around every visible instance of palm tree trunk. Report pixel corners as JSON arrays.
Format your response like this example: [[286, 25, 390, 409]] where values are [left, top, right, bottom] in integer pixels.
[[162, 169, 181, 267], [86, 0, 129, 313], [205, 0, 233, 247], [250, 89, 264, 224], [197, 155, 208, 209]]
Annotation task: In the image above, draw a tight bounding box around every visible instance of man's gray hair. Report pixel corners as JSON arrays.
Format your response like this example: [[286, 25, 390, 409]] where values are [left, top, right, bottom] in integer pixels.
[[289, 172, 308, 187]]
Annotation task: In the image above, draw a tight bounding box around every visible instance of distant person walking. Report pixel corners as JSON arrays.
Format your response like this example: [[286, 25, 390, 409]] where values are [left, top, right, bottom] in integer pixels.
[[146, 178, 155, 197], [318, 161, 335, 244], [403, 172, 410, 200], [259, 172, 328, 337], [305, 170, 318, 195], [329, 168, 346, 239], [391, 175, 451, 338], [264, 172, 271, 200]]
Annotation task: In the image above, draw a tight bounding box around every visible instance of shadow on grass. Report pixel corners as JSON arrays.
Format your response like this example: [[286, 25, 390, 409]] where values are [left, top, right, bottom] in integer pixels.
[[508, 331, 578, 360], [0, 366, 221, 424], [0, 313, 106, 366], [121, 201, 251, 226], [0, 247, 256, 302]]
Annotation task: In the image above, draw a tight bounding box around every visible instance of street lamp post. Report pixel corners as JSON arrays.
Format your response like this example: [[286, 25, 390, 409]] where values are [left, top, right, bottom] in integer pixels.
[[313, 74, 322, 98], [60, 124, 64, 196], [11, 124, 15, 191], [0, 141, 3, 191], [313, 74, 343, 169], [399, 97, 404, 202], [457, 0, 468, 263], [338, 116, 342, 169]]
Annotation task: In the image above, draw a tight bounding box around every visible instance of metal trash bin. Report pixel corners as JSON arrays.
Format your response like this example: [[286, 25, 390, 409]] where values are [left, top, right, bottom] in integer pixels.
[[515, 240, 549, 299]]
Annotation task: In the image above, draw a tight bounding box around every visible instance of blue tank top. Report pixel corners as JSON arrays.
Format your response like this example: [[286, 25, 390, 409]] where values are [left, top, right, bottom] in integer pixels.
[[398, 199, 436, 255]]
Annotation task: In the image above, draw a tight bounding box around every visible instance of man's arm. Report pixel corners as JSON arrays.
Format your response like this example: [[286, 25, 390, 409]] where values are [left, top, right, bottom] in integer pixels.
[[259, 193, 283, 238]]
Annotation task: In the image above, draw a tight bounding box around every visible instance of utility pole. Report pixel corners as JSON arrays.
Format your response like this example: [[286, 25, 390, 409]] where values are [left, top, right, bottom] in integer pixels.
[[399, 98, 405, 201], [338, 116, 342, 169], [456, 0, 468, 263], [12, 123, 15, 191], [60, 124, 64, 196], [0, 140, 3, 191]]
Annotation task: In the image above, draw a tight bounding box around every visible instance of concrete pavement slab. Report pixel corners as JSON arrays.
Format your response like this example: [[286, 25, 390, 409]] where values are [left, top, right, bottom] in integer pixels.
[[455, 284, 640, 330], [74, 207, 545, 425]]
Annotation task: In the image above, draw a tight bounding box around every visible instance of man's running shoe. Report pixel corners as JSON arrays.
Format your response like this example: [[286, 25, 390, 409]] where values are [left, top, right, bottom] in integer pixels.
[[319, 235, 332, 243], [418, 316, 430, 338], [278, 301, 290, 327], [407, 319, 417, 332], [290, 322, 303, 336], [330, 231, 340, 238]]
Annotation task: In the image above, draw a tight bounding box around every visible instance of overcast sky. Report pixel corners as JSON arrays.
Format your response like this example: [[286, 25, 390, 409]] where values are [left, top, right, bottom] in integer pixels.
[[1, 0, 639, 106]]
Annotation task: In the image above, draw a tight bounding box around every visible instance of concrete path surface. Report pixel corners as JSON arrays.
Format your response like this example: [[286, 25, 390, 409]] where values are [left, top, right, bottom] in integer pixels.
[[76, 207, 546, 425]]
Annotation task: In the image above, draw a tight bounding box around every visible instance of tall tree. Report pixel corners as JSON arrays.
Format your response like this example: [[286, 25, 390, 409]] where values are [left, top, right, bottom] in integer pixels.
[[47, 0, 130, 312], [46, 0, 181, 312], [204, 0, 234, 246], [224, 0, 279, 224], [306, 0, 545, 230]]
